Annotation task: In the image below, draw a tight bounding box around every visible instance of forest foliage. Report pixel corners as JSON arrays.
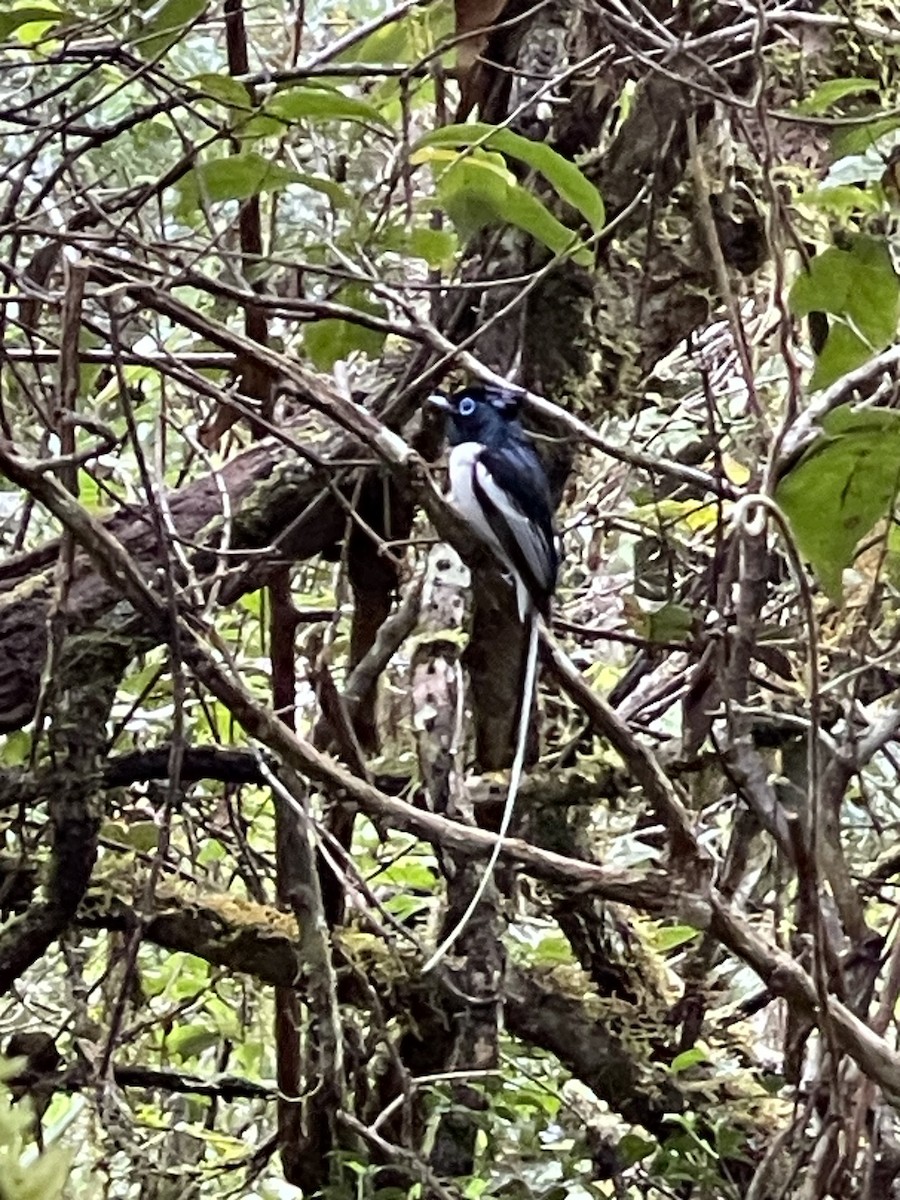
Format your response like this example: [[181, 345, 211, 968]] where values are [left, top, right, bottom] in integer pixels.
[[2, 2, 900, 1199]]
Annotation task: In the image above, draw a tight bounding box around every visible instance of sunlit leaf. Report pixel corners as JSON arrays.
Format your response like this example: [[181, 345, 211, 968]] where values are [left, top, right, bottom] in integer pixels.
[[348, 16, 413, 64], [794, 77, 879, 115], [530, 935, 574, 965], [266, 86, 388, 126], [648, 923, 700, 952], [0, 730, 32, 766], [670, 1045, 710, 1074], [166, 1023, 220, 1059], [415, 121, 605, 231], [417, 149, 592, 264], [775, 407, 900, 600], [799, 183, 882, 216], [0, 4, 63, 41]]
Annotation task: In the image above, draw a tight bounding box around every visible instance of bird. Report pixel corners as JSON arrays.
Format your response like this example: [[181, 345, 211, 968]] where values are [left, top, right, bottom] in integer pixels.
[[427, 384, 558, 620], [422, 383, 558, 972]]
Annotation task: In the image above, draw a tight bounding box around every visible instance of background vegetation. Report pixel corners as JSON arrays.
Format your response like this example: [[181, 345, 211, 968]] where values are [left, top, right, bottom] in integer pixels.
[[2, 1, 900, 1197]]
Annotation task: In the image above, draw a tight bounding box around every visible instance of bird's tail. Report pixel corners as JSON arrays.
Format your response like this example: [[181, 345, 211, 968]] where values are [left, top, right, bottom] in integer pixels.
[[422, 611, 539, 973]]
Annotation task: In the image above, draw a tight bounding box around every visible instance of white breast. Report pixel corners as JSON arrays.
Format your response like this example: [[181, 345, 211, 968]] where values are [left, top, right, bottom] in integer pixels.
[[447, 442, 508, 565]]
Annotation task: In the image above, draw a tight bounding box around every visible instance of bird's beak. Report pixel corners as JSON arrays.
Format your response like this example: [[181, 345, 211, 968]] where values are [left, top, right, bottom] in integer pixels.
[[427, 392, 451, 412]]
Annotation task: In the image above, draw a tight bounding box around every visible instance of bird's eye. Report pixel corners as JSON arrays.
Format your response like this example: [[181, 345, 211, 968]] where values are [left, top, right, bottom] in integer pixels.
[[457, 396, 476, 417]]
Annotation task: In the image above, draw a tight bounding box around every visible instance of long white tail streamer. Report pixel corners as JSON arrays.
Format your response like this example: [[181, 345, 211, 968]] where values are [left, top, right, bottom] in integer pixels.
[[421, 612, 540, 973]]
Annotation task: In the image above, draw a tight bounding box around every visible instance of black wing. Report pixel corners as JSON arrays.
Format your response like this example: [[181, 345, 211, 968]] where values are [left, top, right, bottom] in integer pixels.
[[472, 440, 558, 615]]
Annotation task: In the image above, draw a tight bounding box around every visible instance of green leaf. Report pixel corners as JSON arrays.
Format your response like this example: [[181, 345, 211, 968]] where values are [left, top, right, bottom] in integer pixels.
[[0, 5, 63, 41], [266, 85, 388, 126], [646, 603, 694, 644], [415, 122, 605, 231], [794, 77, 879, 115], [421, 150, 592, 264], [176, 154, 346, 219], [0, 730, 32, 766], [670, 1045, 710, 1074], [305, 320, 386, 370], [406, 226, 456, 266], [381, 860, 435, 890], [187, 154, 303, 203], [618, 1133, 657, 1167], [789, 236, 899, 389], [166, 1023, 219, 1060], [649, 923, 700, 952], [135, 0, 205, 59], [191, 73, 254, 109], [502, 182, 593, 265], [304, 285, 388, 370], [123, 820, 159, 853], [798, 184, 882, 217], [775, 407, 900, 600], [403, 226, 458, 268], [432, 150, 510, 239], [832, 115, 900, 157], [349, 17, 413, 64], [808, 323, 874, 392], [204, 995, 241, 1040], [530, 934, 574, 965]]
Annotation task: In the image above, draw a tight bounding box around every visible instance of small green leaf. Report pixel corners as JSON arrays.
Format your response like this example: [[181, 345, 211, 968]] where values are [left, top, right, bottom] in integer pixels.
[[646, 603, 694, 644], [135, 0, 205, 59], [421, 150, 591, 263], [618, 1133, 657, 1167], [191, 73, 253, 109], [305, 321, 386, 370], [0, 729, 32, 766], [176, 154, 346, 219], [124, 820, 159, 853], [789, 236, 899, 389], [794, 77, 879, 115], [166, 1023, 219, 1060], [649, 923, 700, 952], [415, 122, 605, 231], [204, 995, 241, 1039], [832, 115, 900, 157], [304, 285, 388, 370], [670, 1045, 710, 1074], [348, 16, 413, 64], [798, 184, 881, 217], [266, 86, 388, 126], [187, 154, 303, 203], [530, 934, 574, 965], [502, 183, 593, 265], [0, 5, 63, 41], [404, 226, 458, 268], [381, 860, 436, 890], [775, 407, 900, 601]]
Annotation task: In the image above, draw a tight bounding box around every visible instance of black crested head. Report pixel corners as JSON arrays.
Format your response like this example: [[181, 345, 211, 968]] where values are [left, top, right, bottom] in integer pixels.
[[428, 384, 525, 448]]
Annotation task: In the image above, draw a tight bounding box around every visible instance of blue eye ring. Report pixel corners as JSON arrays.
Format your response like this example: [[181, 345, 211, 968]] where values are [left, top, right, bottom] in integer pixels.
[[457, 396, 476, 417]]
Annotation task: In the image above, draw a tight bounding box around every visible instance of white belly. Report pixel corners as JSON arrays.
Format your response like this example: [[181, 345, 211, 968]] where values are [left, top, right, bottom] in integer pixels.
[[448, 442, 509, 567]]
